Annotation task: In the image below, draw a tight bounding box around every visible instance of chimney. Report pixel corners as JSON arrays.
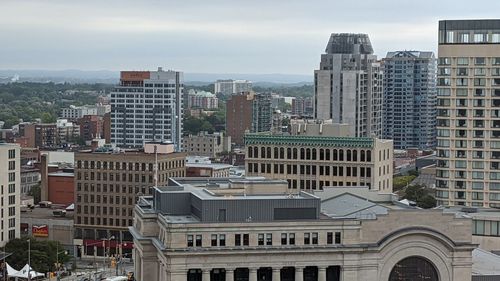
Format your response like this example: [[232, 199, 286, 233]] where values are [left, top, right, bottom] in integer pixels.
[[40, 154, 49, 201]]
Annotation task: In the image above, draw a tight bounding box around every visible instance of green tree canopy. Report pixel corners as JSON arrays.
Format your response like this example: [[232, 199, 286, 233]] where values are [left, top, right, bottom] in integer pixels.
[[5, 238, 70, 273]]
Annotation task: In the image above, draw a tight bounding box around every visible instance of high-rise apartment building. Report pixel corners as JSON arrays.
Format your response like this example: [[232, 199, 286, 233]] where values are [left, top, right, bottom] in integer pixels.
[[382, 51, 437, 150], [226, 92, 273, 146], [111, 68, 184, 150], [436, 20, 500, 207], [0, 143, 20, 247], [73, 143, 186, 257], [252, 93, 272, 133], [214, 79, 252, 96], [314, 33, 383, 137]]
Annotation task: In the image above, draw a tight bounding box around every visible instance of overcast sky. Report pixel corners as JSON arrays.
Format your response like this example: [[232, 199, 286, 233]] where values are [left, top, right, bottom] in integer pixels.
[[1, 0, 500, 75]]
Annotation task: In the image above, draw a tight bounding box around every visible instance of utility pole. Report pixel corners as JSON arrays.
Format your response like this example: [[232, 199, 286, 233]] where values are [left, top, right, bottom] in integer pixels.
[[27, 239, 31, 281]]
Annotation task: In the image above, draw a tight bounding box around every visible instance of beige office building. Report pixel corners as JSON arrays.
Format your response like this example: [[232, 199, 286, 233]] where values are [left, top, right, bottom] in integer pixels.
[[436, 20, 500, 207], [73, 143, 186, 257], [0, 143, 21, 247], [244, 127, 393, 191], [131, 178, 474, 281]]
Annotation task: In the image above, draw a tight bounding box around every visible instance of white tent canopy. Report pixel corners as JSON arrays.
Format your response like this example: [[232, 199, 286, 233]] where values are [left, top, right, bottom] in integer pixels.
[[7, 263, 45, 279]]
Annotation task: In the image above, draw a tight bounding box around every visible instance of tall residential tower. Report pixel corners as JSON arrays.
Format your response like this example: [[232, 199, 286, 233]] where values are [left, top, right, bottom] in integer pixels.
[[436, 20, 500, 207], [111, 68, 184, 150], [314, 33, 383, 137], [382, 51, 437, 150]]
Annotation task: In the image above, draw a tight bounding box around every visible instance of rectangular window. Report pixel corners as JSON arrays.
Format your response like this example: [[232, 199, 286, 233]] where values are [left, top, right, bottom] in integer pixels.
[[235, 234, 241, 246], [258, 233, 264, 245], [312, 232, 318, 245], [304, 233, 310, 245], [473, 220, 485, 235], [187, 235, 194, 247], [281, 233, 287, 245], [219, 234, 226, 246], [289, 233, 295, 245], [243, 234, 249, 246], [335, 232, 341, 244], [196, 235, 202, 247], [327, 232, 333, 244], [266, 233, 272, 245], [211, 234, 217, 246]]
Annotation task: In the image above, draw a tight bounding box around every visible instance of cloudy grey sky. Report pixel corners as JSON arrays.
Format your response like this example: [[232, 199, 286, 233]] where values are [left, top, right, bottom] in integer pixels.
[[1, 0, 499, 75]]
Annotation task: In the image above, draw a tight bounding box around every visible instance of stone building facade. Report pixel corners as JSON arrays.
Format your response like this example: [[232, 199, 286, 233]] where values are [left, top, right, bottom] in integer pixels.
[[73, 144, 186, 257], [244, 133, 393, 191], [131, 178, 474, 281]]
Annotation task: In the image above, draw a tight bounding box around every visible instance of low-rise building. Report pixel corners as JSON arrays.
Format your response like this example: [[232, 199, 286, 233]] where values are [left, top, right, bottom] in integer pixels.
[[183, 131, 231, 158], [186, 157, 232, 177], [187, 90, 219, 109], [245, 133, 393, 192], [20, 166, 40, 194], [48, 172, 74, 205], [131, 177, 474, 281]]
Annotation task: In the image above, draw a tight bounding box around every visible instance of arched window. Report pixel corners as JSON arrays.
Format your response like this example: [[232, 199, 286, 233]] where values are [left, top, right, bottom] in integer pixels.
[[300, 148, 305, 159], [274, 147, 279, 159], [319, 149, 324, 161], [293, 148, 298, 159], [280, 148, 285, 159], [312, 148, 317, 160], [287, 148, 292, 159], [347, 150, 352, 161], [267, 147, 271, 159], [366, 151, 372, 162], [339, 150, 344, 161], [326, 149, 331, 161], [333, 149, 338, 161], [389, 257, 438, 281], [261, 147, 266, 159], [306, 148, 311, 160], [360, 150, 365, 162], [353, 150, 357, 162], [248, 146, 253, 158]]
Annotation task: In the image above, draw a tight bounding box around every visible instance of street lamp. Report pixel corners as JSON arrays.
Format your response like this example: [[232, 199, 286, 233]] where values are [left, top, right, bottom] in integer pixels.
[[55, 243, 68, 281], [103, 236, 115, 274]]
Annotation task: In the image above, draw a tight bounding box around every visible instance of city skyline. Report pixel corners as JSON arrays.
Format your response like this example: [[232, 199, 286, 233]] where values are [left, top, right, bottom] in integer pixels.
[[1, 0, 500, 74]]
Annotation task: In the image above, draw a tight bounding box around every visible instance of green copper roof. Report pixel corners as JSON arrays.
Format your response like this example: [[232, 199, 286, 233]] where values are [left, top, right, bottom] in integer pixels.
[[244, 134, 374, 148]]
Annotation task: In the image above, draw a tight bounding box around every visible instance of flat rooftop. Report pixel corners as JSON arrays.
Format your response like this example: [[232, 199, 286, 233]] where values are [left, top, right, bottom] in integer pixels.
[[21, 206, 74, 221]]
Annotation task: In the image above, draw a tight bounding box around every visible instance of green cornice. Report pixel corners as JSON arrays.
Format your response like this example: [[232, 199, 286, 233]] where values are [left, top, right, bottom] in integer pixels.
[[244, 134, 374, 148]]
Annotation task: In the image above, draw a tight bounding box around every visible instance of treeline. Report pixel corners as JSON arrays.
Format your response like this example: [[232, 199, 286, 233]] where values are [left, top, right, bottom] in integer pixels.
[[0, 82, 112, 128]]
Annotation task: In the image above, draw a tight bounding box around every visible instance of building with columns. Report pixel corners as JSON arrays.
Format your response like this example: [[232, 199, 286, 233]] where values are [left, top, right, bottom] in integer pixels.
[[130, 177, 474, 281]]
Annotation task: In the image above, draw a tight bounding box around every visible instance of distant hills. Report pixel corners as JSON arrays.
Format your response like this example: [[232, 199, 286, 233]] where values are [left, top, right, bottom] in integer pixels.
[[0, 69, 313, 85]]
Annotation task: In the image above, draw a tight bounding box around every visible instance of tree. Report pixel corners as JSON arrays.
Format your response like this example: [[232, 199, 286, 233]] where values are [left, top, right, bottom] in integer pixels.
[[41, 112, 56, 123], [402, 184, 436, 209], [28, 184, 41, 204], [5, 238, 70, 273]]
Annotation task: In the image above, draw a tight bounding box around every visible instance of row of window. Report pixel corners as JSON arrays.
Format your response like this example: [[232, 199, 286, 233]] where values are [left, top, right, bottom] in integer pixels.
[[436, 180, 500, 190], [247, 163, 372, 178], [436, 169, 500, 180], [438, 57, 500, 66], [438, 78, 500, 86], [473, 220, 500, 236], [437, 138, 500, 149], [77, 205, 133, 216], [76, 183, 147, 195], [76, 171, 185, 183], [439, 67, 500, 77], [76, 159, 184, 171], [76, 216, 132, 227], [186, 232, 342, 248], [286, 179, 369, 190], [76, 194, 135, 205], [438, 98, 500, 107], [247, 147, 373, 162]]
